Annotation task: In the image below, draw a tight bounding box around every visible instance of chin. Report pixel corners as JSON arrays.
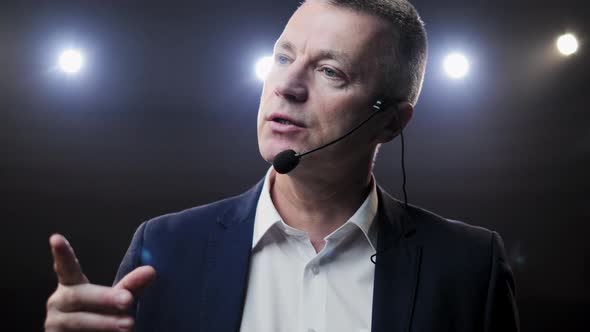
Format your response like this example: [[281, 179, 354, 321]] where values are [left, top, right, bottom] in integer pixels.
[[258, 142, 278, 164], [258, 140, 294, 164]]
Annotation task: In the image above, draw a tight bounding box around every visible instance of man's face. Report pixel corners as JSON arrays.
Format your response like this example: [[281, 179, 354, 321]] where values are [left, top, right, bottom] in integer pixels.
[[257, 0, 393, 166]]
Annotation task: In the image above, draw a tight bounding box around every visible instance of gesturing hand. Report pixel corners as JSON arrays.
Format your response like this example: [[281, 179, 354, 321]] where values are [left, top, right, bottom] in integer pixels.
[[45, 234, 156, 332]]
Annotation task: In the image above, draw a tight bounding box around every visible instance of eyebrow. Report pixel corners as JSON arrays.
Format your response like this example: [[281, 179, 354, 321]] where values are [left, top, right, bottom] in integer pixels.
[[276, 40, 353, 68]]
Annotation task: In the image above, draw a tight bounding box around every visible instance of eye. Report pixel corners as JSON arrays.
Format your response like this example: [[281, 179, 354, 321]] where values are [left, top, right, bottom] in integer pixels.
[[275, 54, 291, 65], [319, 66, 342, 79], [322, 68, 336, 77]]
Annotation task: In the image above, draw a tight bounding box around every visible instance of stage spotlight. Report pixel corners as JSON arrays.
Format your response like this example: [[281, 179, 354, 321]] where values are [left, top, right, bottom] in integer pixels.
[[556, 33, 579, 56], [255, 56, 273, 81], [443, 53, 469, 79], [58, 49, 84, 74]]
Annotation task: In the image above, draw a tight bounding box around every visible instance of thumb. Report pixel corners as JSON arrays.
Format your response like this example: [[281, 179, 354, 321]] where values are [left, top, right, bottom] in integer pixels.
[[114, 265, 157, 297]]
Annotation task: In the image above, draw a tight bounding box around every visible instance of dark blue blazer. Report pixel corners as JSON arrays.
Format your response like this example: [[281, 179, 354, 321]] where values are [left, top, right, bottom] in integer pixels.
[[115, 179, 519, 332]]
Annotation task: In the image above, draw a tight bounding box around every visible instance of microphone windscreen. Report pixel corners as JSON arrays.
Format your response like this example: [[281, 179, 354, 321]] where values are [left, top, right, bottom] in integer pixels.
[[272, 149, 300, 174]]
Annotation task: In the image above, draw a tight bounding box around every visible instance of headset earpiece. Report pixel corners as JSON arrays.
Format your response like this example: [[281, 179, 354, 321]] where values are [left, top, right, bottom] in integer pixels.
[[372, 99, 386, 112], [373, 97, 397, 112]]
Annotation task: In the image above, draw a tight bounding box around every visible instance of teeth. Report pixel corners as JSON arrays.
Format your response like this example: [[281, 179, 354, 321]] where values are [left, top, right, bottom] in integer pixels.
[[275, 118, 292, 125]]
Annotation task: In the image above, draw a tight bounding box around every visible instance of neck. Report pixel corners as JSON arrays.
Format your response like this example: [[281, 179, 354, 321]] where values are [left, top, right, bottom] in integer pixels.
[[270, 157, 373, 252]]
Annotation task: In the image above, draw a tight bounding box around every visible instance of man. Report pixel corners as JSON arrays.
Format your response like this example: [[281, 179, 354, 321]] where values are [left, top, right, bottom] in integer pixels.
[[45, 0, 520, 331]]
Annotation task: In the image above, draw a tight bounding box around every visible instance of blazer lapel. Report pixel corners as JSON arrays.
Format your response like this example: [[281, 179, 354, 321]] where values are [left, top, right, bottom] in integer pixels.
[[371, 188, 422, 332], [199, 180, 263, 332]]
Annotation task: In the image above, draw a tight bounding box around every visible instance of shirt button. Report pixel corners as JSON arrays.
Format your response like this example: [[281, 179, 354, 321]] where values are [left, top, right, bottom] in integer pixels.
[[311, 265, 320, 275]]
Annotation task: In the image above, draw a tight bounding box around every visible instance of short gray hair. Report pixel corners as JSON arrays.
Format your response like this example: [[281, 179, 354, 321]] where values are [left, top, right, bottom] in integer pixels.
[[310, 0, 428, 105]]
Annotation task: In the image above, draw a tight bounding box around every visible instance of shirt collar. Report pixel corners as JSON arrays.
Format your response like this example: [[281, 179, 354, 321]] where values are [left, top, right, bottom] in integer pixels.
[[252, 167, 379, 251], [252, 168, 283, 249], [342, 175, 378, 250]]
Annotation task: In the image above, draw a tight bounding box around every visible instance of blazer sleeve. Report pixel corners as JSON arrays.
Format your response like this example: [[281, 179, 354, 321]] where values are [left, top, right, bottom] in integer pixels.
[[483, 231, 520, 332], [113, 221, 148, 319]]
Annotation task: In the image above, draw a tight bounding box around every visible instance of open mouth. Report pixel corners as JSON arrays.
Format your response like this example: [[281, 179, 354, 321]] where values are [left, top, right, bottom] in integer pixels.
[[269, 113, 305, 127], [272, 118, 296, 125]]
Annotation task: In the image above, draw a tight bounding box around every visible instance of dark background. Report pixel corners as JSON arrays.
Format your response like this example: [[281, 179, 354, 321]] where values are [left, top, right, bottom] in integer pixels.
[[1, 0, 588, 330]]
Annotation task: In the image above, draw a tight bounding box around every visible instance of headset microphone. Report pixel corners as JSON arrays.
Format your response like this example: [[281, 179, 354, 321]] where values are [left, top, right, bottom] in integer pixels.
[[272, 99, 388, 174]]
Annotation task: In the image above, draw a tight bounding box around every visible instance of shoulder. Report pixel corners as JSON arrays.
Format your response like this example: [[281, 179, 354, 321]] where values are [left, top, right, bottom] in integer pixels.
[[138, 179, 264, 242], [115, 180, 262, 283], [379, 188, 494, 245], [379, 188, 500, 268], [409, 204, 494, 250]]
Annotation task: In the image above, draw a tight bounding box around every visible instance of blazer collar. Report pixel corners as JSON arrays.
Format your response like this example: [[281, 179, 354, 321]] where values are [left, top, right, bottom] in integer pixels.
[[215, 179, 265, 229], [199, 179, 263, 332], [371, 187, 422, 332]]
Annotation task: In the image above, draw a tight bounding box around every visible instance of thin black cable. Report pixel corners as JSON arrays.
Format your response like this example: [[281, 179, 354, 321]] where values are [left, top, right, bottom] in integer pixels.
[[391, 105, 408, 208], [297, 111, 381, 158], [371, 105, 409, 264], [399, 121, 408, 209]]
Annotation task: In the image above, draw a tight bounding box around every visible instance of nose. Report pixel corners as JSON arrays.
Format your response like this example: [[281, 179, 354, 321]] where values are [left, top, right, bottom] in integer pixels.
[[273, 61, 309, 103]]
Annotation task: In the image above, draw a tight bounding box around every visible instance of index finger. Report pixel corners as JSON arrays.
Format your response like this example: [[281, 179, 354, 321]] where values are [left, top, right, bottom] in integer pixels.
[[50, 233, 89, 286]]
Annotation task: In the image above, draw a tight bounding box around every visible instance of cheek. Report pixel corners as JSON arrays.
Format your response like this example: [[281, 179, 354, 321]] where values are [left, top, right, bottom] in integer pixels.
[[257, 83, 273, 131], [316, 102, 359, 136]]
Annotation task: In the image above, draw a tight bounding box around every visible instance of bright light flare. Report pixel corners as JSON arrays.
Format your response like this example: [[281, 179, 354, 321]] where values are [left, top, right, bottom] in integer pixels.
[[443, 53, 469, 79], [58, 49, 84, 74], [556, 33, 579, 56], [255, 56, 274, 81]]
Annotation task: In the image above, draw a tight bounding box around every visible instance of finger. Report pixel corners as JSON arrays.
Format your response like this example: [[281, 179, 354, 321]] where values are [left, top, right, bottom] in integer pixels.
[[50, 283, 134, 314], [50, 234, 88, 285], [45, 311, 134, 332], [114, 265, 156, 297]]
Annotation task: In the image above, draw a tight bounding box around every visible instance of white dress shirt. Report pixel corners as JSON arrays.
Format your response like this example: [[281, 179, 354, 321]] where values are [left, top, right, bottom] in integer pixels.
[[239, 168, 379, 332]]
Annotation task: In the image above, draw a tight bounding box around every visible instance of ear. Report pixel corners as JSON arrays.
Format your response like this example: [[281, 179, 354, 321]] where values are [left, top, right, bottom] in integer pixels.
[[374, 101, 414, 143]]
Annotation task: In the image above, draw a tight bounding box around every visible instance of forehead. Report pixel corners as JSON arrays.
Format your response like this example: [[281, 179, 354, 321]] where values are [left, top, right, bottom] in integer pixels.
[[277, 1, 392, 67]]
